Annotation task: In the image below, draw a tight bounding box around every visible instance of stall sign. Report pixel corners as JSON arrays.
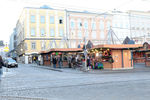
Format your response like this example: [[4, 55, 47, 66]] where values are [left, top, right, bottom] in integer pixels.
[[56, 52, 58, 55]]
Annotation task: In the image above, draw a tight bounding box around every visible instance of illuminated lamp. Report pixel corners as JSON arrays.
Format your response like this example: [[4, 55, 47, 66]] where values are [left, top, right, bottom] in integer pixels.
[[96, 53, 99, 57]]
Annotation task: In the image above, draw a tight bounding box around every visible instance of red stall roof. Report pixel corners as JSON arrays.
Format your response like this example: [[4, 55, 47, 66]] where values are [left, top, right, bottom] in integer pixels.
[[40, 48, 83, 54], [93, 44, 142, 49]]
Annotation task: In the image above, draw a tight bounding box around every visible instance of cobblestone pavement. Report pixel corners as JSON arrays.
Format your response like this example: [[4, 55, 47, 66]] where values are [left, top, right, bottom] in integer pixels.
[[1, 63, 150, 100]]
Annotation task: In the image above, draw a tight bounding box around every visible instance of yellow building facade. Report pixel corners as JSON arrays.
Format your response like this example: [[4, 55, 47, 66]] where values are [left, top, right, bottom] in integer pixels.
[[16, 7, 68, 63]]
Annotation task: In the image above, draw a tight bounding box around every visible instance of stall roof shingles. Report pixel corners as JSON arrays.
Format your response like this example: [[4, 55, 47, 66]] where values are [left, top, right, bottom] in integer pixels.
[[93, 44, 142, 49], [40, 48, 83, 54]]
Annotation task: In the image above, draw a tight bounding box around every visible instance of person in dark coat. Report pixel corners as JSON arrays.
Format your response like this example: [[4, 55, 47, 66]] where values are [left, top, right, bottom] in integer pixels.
[[58, 55, 62, 68], [0, 55, 4, 81], [52, 56, 57, 68]]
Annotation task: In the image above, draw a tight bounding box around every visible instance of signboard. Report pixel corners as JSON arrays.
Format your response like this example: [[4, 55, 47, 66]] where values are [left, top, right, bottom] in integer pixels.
[[4, 47, 9, 52]]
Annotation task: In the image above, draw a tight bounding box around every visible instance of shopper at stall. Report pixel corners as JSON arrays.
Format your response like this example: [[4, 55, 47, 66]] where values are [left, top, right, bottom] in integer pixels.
[[87, 56, 90, 69], [52, 56, 57, 68], [58, 55, 62, 68], [68, 56, 72, 68], [72, 56, 76, 69]]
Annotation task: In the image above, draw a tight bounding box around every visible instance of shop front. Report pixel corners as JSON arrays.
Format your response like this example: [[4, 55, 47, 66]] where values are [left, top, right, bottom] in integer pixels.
[[89, 44, 142, 70], [145, 52, 150, 67], [133, 42, 150, 63], [40, 48, 83, 67]]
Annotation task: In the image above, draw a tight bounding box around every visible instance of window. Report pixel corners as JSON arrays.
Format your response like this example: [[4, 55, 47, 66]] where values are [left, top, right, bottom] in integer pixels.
[[59, 28, 64, 37], [30, 15, 35, 23], [107, 21, 111, 30], [50, 16, 54, 24], [40, 16, 45, 23], [100, 20, 104, 30], [40, 28, 45, 36], [78, 19, 82, 29], [50, 42, 56, 48], [59, 17, 63, 24], [100, 31, 105, 39], [50, 28, 55, 37], [92, 31, 96, 39], [41, 41, 46, 50], [84, 20, 88, 29], [31, 42, 36, 50], [78, 31, 82, 38], [85, 31, 89, 38], [70, 20, 75, 28], [31, 28, 36, 36], [60, 42, 64, 48], [91, 20, 96, 30]]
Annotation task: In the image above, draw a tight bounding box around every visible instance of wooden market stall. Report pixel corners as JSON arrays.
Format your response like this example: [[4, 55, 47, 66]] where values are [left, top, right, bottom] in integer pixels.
[[89, 44, 142, 70], [40, 48, 83, 67], [133, 42, 150, 63], [145, 52, 150, 67]]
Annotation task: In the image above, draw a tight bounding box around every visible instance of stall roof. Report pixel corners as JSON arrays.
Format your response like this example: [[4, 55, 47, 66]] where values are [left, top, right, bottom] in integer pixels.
[[93, 44, 142, 49], [40, 48, 83, 54]]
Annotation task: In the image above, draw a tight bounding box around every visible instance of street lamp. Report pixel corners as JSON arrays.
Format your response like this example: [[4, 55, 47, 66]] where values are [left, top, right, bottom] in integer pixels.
[[83, 37, 88, 71]]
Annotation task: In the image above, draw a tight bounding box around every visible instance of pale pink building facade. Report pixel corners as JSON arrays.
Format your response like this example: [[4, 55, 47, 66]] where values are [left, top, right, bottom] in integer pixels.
[[67, 11, 112, 48]]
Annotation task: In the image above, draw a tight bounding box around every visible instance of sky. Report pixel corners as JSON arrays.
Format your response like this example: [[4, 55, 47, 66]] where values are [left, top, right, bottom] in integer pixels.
[[0, 0, 150, 43]]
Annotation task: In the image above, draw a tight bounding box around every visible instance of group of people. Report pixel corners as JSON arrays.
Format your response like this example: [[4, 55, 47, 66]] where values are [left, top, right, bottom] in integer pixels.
[[52, 55, 62, 68], [51, 55, 83, 69], [51, 54, 105, 70]]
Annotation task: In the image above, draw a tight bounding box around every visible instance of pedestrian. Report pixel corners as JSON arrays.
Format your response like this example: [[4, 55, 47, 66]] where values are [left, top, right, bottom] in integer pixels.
[[33, 56, 36, 64], [71, 56, 76, 69], [58, 55, 62, 68], [52, 56, 57, 68], [87, 56, 90, 70], [68, 56, 72, 68], [0, 55, 4, 81]]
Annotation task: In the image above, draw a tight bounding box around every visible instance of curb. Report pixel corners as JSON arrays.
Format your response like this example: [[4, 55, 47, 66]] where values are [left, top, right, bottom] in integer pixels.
[[31, 64, 63, 72]]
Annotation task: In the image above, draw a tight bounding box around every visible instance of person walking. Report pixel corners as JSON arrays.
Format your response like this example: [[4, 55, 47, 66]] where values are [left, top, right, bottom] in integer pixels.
[[52, 56, 57, 68], [58, 55, 62, 68], [0, 55, 4, 81], [87, 56, 90, 70], [68, 56, 72, 68]]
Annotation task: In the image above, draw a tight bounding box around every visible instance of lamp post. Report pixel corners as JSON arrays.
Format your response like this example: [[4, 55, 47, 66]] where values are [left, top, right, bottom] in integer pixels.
[[83, 37, 88, 71]]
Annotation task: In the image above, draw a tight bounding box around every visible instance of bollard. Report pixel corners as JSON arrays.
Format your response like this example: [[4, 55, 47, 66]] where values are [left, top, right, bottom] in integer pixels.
[[82, 60, 87, 72], [6, 68, 8, 72]]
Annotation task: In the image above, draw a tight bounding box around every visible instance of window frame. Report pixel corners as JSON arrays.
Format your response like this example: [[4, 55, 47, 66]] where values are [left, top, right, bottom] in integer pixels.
[[40, 28, 45, 37], [50, 16, 54, 24], [30, 15, 35, 23], [40, 16, 45, 23], [31, 42, 36, 50], [50, 28, 55, 37], [31, 28, 36, 36], [59, 28, 64, 37], [59, 16, 63, 24]]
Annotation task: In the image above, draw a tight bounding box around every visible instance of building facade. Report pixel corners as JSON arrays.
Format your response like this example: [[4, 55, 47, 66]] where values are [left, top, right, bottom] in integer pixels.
[[129, 10, 150, 44], [16, 7, 67, 63], [67, 11, 112, 48], [15, 7, 150, 64], [9, 28, 17, 59], [111, 11, 130, 43]]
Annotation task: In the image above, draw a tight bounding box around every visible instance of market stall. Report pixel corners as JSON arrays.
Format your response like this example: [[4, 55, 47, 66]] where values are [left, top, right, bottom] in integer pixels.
[[145, 52, 150, 67], [133, 42, 150, 63], [89, 44, 142, 70], [40, 48, 83, 67]]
